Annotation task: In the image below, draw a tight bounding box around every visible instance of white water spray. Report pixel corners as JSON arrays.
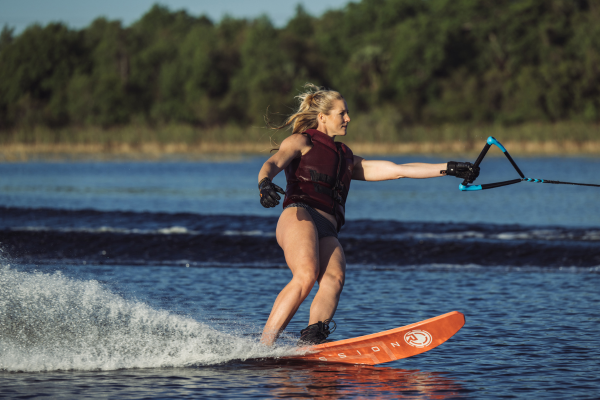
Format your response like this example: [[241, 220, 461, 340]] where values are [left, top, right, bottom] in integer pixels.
[[0, 265, 293, 372]]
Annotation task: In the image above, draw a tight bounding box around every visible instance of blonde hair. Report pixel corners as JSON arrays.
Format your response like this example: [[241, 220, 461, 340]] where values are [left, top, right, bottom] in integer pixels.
[[267, 83, 344, 136]]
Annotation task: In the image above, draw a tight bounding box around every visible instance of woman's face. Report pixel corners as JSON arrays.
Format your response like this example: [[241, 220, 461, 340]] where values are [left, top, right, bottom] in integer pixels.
[[318, 99, 350, 137]]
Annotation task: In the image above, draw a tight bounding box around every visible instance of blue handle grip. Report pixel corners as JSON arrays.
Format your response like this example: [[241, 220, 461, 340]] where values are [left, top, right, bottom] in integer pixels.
[[459, 184, 483, 191], [487, 136, 507, 152]]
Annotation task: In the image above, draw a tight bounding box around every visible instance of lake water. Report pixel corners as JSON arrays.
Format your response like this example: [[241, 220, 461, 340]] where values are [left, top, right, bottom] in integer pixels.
[[1, 156, 600, 399]]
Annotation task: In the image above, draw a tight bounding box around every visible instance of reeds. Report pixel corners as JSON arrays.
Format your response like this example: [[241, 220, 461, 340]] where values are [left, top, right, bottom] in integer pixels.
[[1, 119, 598, 161]]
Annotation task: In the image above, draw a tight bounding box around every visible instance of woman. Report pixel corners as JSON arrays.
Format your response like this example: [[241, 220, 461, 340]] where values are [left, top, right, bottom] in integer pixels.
[[257, 84, 478, 346]]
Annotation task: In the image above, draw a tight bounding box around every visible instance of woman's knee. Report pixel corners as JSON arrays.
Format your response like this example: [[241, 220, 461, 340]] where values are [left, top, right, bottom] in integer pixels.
[[293, 271, 318, 294]]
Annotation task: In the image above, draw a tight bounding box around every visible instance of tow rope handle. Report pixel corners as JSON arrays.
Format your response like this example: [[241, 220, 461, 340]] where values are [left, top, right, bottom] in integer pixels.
[[459, 136, 600, 191], [459, 137, 523, 191]]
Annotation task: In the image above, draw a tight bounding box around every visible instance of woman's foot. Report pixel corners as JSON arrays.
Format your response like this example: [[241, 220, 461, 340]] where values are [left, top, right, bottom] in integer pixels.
[[297, 319, 336, 346]]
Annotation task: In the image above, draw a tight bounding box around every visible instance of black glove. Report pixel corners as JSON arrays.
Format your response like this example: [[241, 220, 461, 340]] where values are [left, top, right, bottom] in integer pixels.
[[445, 161, 480, 183], [259, 177, 285, 208]]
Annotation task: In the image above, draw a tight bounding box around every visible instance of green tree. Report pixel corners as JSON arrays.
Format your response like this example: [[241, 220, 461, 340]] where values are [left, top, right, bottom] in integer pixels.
[[0, 23, 84, 129], [66, 18, 131, 126], [1, 0, 599, 133], [229, 16, 297, 125]]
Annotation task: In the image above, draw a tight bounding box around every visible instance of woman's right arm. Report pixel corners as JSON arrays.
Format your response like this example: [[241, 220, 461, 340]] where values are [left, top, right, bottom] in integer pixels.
[[257, 133, 312, 208], [258, 133, 311, 184]]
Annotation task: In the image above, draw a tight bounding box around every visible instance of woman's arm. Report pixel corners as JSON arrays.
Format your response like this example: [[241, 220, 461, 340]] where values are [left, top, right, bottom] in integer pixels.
[[258, 133, 312, 183], [352, 156, 447, 181]]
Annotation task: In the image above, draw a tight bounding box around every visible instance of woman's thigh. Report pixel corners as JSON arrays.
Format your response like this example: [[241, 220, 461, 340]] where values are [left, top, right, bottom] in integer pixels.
[[276, 207, 320, 278]]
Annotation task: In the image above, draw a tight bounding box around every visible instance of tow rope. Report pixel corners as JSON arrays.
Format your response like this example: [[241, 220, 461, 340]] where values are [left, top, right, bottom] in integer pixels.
[[459, 136, 600, 191]]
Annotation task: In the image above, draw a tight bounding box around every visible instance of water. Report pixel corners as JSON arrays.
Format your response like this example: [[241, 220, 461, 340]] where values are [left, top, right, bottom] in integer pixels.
[[1, 157, 600, 399], [1, 156, 599, 226]]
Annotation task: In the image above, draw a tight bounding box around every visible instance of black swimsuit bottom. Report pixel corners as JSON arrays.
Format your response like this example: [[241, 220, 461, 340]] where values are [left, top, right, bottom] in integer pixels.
[[284, 203, 338, 239]]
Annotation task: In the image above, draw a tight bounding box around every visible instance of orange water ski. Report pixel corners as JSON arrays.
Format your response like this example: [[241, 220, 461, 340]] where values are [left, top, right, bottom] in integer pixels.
[[286, 311, 465, 365]]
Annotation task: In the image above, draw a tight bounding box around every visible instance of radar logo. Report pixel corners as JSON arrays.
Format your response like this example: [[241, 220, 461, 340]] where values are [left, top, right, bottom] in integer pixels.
[[404, 330, 433, 348]]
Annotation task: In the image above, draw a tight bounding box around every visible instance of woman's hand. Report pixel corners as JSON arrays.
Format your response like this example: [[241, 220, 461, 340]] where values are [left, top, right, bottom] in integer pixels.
[[443, 161, 480, 183], [259, 178, 285, 208]]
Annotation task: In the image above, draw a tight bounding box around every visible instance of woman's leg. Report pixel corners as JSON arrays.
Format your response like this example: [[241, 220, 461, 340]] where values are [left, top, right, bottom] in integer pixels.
[[308, 236, 346, 325], [260, 207, 320, 345]]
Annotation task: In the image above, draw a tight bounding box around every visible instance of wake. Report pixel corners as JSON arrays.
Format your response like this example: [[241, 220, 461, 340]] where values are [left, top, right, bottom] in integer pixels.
[[0, 264, 293, 372]]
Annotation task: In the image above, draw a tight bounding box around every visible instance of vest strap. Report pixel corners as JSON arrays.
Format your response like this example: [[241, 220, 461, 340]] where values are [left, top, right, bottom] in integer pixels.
[[331, 144, 345, 205], [313, 182, 333, 197], [309, 170, 335, 186]]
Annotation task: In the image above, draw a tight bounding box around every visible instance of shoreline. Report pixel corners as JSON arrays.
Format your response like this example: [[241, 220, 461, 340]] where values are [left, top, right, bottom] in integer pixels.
[[1, 140, 600, 161]]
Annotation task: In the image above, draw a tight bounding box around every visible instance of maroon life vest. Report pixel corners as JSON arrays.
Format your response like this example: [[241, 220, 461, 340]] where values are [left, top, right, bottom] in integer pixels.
[[282, 129, 354, 231]]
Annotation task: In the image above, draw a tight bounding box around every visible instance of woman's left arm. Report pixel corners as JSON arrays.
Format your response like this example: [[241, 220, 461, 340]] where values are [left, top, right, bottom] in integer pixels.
[[352, 156, 448, 181]]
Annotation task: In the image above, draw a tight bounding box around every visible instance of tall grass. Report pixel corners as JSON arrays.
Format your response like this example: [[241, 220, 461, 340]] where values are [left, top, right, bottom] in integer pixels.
[[1, 116, 598, 158], [0, 124, 266, 145]]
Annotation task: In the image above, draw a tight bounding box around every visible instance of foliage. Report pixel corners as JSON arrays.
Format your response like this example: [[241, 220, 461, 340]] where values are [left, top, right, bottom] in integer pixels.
[[0, 0, 599, 138]]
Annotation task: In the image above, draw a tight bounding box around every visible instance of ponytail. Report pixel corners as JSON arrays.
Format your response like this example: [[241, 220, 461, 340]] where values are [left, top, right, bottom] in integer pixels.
[[267, 83, 344, 137]]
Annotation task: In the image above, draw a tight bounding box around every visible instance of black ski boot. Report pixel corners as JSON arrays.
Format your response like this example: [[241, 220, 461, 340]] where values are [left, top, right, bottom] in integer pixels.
[[297, 319, 336, 346]]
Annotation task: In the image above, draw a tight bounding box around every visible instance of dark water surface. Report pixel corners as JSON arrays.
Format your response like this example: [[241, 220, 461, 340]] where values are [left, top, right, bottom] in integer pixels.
[[2, 264, 599, 399], [1, 158, 600, 399]]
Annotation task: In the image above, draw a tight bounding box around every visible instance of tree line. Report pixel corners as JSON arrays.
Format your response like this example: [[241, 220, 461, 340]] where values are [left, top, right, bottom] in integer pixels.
[[0, 0, 598, 134]]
